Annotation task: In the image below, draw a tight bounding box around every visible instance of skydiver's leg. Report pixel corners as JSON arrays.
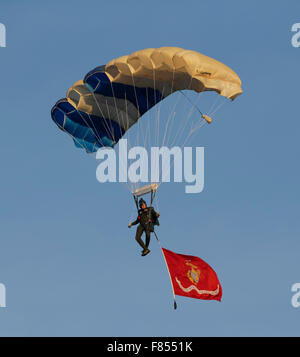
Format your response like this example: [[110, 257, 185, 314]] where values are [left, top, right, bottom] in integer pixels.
[[145, 230, 151, 248], [135, 225, 147, 250]]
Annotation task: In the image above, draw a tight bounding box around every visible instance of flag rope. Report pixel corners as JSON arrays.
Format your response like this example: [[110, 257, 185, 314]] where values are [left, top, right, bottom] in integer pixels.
[[153, 231, 177, 310]]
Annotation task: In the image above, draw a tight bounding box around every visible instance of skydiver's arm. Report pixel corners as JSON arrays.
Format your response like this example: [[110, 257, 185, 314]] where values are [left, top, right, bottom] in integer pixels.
[[131, 216, 140, 226]]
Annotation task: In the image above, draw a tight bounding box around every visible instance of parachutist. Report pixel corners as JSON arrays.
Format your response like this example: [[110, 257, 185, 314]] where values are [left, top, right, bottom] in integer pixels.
[[129, 198, 160, 256]]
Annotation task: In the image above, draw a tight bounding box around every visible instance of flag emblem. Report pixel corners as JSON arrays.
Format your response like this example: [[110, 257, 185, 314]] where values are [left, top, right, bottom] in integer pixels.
[[186, 261, 201, 284]]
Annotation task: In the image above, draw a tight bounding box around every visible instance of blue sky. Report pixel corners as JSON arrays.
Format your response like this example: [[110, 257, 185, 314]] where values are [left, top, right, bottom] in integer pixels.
[[0, 0, 300, 336]]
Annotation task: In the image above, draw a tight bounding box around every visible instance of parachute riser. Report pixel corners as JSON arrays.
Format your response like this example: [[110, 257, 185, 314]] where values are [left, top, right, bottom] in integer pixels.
[[132, 183, 159, 210], [133, 189, 156, 209]]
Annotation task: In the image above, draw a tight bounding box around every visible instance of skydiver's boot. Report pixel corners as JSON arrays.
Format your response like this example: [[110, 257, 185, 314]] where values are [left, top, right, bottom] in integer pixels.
[[141, 248, 150, 256]]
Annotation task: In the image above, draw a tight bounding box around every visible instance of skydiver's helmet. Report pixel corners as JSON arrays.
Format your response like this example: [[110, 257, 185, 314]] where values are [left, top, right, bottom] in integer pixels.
[[139, 198, 147, 209]]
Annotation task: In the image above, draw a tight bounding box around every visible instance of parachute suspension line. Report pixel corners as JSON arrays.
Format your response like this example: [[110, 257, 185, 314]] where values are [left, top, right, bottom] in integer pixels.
[[149, 66, 160, 189], [105, 100, 117, 144], [90, 92, 117, 145], [110, 83, 135, 195], [160, 69, 172, 149], [209, 98, 227, 117], [164, 90, 228, 188], [154, 85, 167, 147], [168, 91, 203, 149], [154, 77, 200, 190], [164, 77, 196, 149], [179, 107, 206, 148], [92, 87, 131, 195], [152, 190, 160, 219], [152, 64, 159, 159], [183, 120, 206, 147], [160, 66, 187, 151], [161, 91, 182, 148], [151, 85, 167, 188], [132, 73, 152, 194], [162, 103, 179, 149], [160, 69, 175, 148], [185, 94, 228, 138], [179, 90, 214, 125], [157, 94, 207, 191], [145, 88, 152, 151], [91, 85, 133, 194], [133, 193, 139, 210], [123, 91, 135, 195], [206, 91, 228, 118], [127, 71, 142, 194], [108, 78, 126, 147], [128, 199, 137, 227], [206, 90, 222, 117], [150, 75, 201, 190], [152, 92, 181, 188], [144, 85, 160, 162], [154, 98, 161, 149], [179, 90, 203, 116], [153, 230, 177, 310]]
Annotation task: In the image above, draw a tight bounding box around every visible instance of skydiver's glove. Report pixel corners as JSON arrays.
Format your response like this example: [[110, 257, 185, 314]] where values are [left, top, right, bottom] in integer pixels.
[[157, 212, 160, 217], [128, 222, 132, 228]]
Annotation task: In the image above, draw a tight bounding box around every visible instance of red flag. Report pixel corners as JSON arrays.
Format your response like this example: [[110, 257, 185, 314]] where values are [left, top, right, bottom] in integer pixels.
[[162, 248, 222, 302]]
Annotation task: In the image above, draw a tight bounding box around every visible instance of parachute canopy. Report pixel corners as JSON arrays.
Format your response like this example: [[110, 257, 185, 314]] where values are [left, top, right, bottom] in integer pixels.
[[51, 47, 242, 153]]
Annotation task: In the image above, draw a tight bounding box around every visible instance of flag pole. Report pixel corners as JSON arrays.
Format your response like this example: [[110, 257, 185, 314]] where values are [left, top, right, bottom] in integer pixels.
[[153, 231, 177, 310]]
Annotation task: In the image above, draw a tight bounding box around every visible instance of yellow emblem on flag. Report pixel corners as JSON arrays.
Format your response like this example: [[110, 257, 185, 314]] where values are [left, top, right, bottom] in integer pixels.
[[185, 261, 201, 285]]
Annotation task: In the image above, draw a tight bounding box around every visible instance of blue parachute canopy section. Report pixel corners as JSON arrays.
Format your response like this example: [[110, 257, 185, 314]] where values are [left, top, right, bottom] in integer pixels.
[[51, 98, 125, 152], [51, 66, 164, 153]]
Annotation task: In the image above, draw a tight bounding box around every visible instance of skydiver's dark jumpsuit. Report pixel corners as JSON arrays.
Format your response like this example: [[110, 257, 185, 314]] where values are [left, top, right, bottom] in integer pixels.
[[131, 206, 160, 250]]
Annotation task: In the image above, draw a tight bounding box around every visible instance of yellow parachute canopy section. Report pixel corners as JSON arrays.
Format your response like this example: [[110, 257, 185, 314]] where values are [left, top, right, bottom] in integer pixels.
[[104, 47, 242, 100]]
